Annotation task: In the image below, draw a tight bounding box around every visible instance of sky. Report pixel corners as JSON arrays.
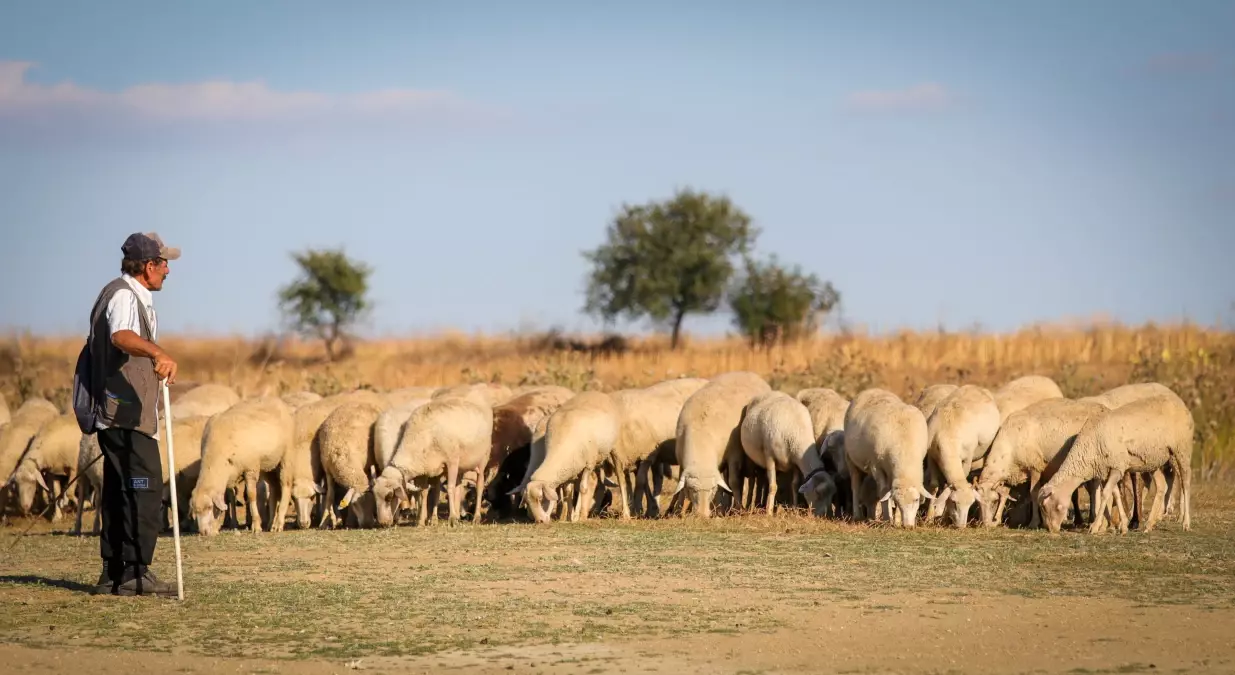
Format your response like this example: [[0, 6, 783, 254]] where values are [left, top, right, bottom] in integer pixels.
[[1, 0, 1232, 340]]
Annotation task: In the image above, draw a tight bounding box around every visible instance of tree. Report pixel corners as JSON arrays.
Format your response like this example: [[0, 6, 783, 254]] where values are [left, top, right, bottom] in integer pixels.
[[727, 254, 840, 348], [277, 247, 373, 361], [582, 188, 759, 349]]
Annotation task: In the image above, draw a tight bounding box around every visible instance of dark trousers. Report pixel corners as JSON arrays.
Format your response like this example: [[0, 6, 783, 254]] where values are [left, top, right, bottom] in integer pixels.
[[97, 427, 162, 572]]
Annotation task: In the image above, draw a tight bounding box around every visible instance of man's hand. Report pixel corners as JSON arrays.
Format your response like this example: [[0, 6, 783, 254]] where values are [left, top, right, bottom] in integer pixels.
[[153, 351, 178, 384], [112, 329, 178, 384]]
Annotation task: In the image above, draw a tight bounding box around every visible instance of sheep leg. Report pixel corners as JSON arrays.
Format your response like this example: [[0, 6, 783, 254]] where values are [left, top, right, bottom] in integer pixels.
[[271, 468, 294, 533], [789, 470, 801, 511], [245, 473, 263, 533], [613, 461, 632, 520], [1125, 472, 1141, 531], [1028, 468, 1042, 529], [473, 463, 487, 524], [634, 457, 653, 518], [319, 474, 336, 529], [764, 462, 778, 516], [1142, 468, 1167, 532], [848, 464, 865, 521], [445, 463, 461, 526], [1110, 479, 1130, 535]]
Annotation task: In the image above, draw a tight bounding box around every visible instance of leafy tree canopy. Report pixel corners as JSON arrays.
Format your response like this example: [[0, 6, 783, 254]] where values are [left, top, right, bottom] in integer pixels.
[[277, 247, 373, 361]]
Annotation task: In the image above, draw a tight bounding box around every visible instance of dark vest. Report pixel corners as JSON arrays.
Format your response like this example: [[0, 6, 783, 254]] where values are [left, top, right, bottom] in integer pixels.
[[87, 277, 161, 437]]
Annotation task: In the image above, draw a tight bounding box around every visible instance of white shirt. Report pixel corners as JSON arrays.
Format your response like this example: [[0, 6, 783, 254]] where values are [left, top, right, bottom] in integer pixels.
[[105, 274, 158, 341], [96, 274, 160, 436]]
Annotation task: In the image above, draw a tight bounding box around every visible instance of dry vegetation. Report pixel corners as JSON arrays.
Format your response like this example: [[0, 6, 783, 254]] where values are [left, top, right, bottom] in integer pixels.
[[5, 321, 1234, 477]]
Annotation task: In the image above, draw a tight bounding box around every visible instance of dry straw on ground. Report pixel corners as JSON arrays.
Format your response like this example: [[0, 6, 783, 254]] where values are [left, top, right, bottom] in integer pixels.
[[3, 321, 1233, 478]]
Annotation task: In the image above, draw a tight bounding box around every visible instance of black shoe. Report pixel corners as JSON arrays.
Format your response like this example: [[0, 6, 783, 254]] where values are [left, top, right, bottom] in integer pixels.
[[89, 561, 121, 596], [115, 567, 178, 598]]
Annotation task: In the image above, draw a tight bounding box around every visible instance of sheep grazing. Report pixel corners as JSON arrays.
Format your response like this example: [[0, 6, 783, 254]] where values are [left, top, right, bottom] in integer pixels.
[[923, 385, 1002, 527], [673, 371, 772, 518], [842, 388, 931, 527], [991, 375, 1064, 423], [739, 391, 835, 516], [188, 396, 295, 536], [487, 386, 577, 515], [74, 434, 104, 535], [796, 387, 849, 466], [170, 383, 240, 420], [608, 377, 709, 519], [274, 389, 391, 532], [1037, 392, 1194, 534], [157, 414, 211, 525], [281, 390, 323, 410], [318, 401, 386, 529], [0, 398, 61, 520], [974, 398, 1109, 528], [913, 384, 959, 421], [520, 391, 620, 523], [9, 413, 81, 520], [372, 395, 494, 527]]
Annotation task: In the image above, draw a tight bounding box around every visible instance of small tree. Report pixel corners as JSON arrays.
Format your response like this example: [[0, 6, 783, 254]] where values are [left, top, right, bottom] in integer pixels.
[[727, 255, 840, 348], [277, 247, 373, 361], [582, 188, 759, 349]]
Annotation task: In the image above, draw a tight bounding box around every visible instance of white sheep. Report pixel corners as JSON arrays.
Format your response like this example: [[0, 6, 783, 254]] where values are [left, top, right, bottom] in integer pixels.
[[281, 390, 323, 410], [608, 377, 709, 519], [272, 389, 391, 532], [673, 371, 772, 518], [317, 400, 386, 529], [842, 388, 932, 527], [9, 413, 81, 520], [974, 398, 1109, 528], [520, 391, 619, 523], [0, 397, 61, 520], [795, 387, 849, 471], [739, 391, 835, 516], [1037, 392, 1194, 534], [73, 434, 104, 535], [384, 386, 441, 408], [923, 384, 1002, 527], [991, 375, 1064, 423], [188, 396, 295, 536], [913, 384, 958, 420], [371, 395, 494, 527], [0, 391, 9, 427], [170, 383, 240, 420]]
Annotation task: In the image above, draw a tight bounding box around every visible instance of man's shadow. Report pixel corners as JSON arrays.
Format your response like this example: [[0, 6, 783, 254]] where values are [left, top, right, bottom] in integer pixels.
[[0, 575, 94, 594]]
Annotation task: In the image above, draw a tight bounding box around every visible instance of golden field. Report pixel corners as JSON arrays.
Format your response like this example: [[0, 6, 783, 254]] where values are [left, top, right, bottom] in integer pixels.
[[3, 320, 1233, 478]]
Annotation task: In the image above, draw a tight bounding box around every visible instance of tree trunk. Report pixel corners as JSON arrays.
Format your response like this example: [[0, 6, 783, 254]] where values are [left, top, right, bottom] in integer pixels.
[[669, 309, 686, 350]]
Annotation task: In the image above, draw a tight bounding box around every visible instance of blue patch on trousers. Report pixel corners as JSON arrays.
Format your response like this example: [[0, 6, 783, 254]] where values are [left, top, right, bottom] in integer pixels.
[[131, 477, 149, 489]]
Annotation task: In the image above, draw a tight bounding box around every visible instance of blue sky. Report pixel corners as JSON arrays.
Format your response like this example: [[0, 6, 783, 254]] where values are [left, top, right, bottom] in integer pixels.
[[2, 1, 1232, 339]]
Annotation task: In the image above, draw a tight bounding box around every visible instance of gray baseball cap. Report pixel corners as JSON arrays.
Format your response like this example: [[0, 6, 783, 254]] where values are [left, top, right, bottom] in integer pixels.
[[122, 232, 181, 261]]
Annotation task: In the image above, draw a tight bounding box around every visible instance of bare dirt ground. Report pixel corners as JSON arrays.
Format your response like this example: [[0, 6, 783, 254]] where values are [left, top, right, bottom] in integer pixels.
[[3, 485, 1234, 675]]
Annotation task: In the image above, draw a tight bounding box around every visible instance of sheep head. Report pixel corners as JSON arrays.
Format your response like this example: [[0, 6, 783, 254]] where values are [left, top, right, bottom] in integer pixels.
[[1036, 483, 1070, 533], [12, 460, 49, 515], [975, 483, 1007, 527], [372, 466, 409, 528], [523, 480, 558, 524], [945, 484, 978, 528], [189, 488, 228, 536], [889, 483, 932, 528], [799, 469, 837, 517]]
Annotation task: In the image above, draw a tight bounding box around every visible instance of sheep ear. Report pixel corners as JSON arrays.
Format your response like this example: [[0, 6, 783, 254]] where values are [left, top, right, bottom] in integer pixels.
[[716, 475, 732, 494], [312, 481, 324, 495], [798, 483, 811, 495], [877, 490, 892, 503], [213, 494, 227, 512], [603, 477, 618, 489], [506, 484, 525, 497], [34, 471, 50, 492], [917, 486, 932, 501], [673, 475, 686, 496]]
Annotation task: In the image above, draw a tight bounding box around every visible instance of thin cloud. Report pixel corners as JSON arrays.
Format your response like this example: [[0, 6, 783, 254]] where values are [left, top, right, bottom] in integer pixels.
[[0, 60, 500, 126], [844, 82, 954, 113]]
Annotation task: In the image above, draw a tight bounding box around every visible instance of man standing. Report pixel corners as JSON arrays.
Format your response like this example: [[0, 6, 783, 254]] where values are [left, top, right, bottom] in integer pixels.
[[85, 232, 181, 597]]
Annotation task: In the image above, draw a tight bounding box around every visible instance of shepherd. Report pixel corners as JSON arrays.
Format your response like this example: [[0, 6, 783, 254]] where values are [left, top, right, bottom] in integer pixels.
[[80, 232, 181, 597]]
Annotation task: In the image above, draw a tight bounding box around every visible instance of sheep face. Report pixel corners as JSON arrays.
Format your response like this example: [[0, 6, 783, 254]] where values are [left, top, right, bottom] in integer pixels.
[[12, 462, 48, 515], [523, 481, 558, 523], [975, 485, 1003, 527], [945, 485, 977, 528], [799, 471, 837, 517], [189, 490, 227, 536], [1037, 485, 1070, 533], [372, 469, 406, 528], [292, 481, 322, 530], [891, 485, 930, 528]]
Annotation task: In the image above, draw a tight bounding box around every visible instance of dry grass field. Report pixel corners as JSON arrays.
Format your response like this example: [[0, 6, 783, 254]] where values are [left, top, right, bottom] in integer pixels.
[[2, 322, 1235, 674]]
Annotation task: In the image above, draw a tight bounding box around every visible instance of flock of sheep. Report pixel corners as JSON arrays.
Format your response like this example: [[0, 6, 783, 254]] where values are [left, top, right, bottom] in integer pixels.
[[0, 370, 1194, 537]]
